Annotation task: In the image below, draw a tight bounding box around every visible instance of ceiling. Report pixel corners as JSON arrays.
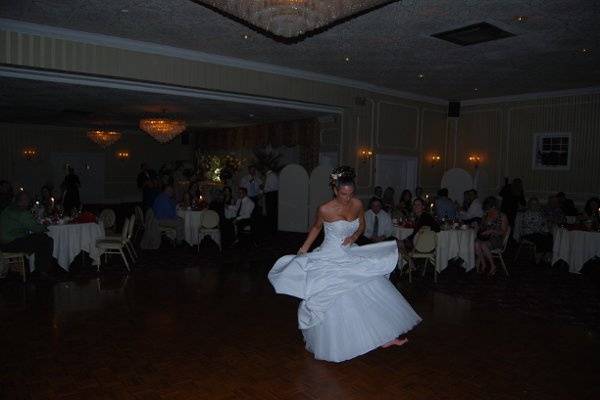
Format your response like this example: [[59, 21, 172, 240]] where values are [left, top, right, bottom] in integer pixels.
[[0, 77, 327, 129], [1, 0, 599, 100]]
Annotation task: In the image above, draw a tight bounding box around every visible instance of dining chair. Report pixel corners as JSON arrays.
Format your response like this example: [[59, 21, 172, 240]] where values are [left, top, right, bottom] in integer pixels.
[[198, 210, 221, 251], [99, 208, 116, 234], [0, 252, 29, 282], [96, 218, 131, 272], [491, 227, 511, 276]]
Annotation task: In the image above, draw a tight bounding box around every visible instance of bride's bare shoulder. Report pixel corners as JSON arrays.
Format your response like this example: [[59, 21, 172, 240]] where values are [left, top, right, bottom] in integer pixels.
[[351, 198, 364, 209]]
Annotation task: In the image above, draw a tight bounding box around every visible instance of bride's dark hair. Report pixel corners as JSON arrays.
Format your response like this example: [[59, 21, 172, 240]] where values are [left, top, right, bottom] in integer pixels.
[[330, 166, 356, 189]]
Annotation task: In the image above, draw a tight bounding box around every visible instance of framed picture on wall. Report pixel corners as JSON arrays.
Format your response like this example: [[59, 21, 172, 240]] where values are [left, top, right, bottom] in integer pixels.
[[532, 132, 571, 170]]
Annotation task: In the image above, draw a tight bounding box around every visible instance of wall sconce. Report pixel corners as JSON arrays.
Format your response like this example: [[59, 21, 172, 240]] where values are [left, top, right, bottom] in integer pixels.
[[358, 148, 374, 163], [116, 151, 130, 161], [429, 155, 441, 167], [22, 148, 38, 160], [468, 155, 482, 168]]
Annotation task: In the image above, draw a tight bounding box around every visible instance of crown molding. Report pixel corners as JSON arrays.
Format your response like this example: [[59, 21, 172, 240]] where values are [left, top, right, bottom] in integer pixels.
[[0, 65, 345, 115], [0, 18, 448, 106], [462, 85, 600, 106]]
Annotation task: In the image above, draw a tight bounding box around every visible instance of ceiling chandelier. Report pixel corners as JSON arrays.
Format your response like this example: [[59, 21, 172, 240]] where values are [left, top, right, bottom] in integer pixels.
[[197, 0, 394, 38], [87, 130, 122, 148], [139, 117, 187, 143]]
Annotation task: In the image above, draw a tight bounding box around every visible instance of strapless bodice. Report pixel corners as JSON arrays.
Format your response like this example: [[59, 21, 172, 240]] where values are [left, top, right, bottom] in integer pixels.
[[320, 218, 359, 252]]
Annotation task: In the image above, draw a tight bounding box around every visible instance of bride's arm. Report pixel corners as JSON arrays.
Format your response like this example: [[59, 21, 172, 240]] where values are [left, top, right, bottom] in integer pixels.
[[298, 207, 324, 254]]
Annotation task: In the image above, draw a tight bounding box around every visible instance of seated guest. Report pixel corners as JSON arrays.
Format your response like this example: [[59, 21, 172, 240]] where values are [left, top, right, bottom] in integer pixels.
[[373, 186, 383, 200], [459, 189, 483, 223], [359, 197, 394, 244], [543, 195, 565, 227], [415, 186, 425, 204], [399, 198, 440, 253], [0, 191, 55, 281], [556, 192, 578, 216], [520, 197, 553, 261], [152, 185, 184, 244], [227, 187, 255, 238], [395, 189, 413, 219], [474, 196, 509, 275], [180, 192, 193, 209], [0, 180, 14, 213], [382, 186, 395, 213], [583, 197, 600, 221], [434, 188, 457, 220]]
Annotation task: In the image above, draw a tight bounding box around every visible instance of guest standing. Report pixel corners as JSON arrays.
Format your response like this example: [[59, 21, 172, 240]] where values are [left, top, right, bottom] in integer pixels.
[[152, 185, 184, 245], [137, 163, 159, 210], [61, 166, 81, 216], [0, 191, 55, 280], [500, 178, 526, 228], [239, 165, 263, 205], [373, 186, 383, 200], [263, 169, 279, 233]]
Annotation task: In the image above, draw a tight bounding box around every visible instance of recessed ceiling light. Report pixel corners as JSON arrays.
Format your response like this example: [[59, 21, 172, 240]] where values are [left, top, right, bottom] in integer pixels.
[[474, 88, 479, 92], [344, 56, 350, 62], [417, 73, 425, 79], [248, 113, 255, 118], [243, 34, 249, 39], [513, 15, 527, 22], [120, 9, 129, 13], [581, 48, 590, 53]]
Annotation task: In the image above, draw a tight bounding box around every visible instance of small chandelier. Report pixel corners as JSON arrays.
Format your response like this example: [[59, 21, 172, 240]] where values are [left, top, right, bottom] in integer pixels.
[[87, 130, 122, 148], [196, 0, 394, 38], [139, 117, 187, 143]]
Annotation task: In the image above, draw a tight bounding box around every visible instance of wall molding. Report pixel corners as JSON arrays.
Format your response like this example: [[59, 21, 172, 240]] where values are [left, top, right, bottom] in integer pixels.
[[0, 18, 448, 106], [462, 85, 600, 106], [0, 65, 345, 115]]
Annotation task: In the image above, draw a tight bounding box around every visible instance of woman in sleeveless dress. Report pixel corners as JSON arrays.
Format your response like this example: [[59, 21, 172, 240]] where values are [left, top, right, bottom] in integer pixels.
[[475, 196, 509, 275], [268, 166, 421, 362]]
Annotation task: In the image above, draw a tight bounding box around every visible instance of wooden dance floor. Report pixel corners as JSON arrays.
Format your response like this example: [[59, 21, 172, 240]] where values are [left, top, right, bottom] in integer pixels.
[[2, 251, 600, 400]]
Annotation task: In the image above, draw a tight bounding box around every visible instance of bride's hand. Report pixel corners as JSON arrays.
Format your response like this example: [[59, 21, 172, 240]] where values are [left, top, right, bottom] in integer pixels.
[[342, 235, 356, 246], [297, 246, 309, 255]]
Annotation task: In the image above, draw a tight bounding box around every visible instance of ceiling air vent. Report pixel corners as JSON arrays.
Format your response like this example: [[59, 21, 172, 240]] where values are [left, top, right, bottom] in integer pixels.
[[431, 22, 514, 46]]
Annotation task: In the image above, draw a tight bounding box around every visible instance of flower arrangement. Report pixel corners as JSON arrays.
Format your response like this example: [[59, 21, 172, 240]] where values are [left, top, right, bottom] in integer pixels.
[[195, 152, 243, 183]]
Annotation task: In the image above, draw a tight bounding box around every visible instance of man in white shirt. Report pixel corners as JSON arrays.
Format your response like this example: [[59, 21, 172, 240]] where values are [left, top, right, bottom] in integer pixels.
[[239, 165, 263, 204], [262, 169, 279, 233], [359, 197, 394, 244], [459, 189, 484, 222], [228, 187, 255, 240]]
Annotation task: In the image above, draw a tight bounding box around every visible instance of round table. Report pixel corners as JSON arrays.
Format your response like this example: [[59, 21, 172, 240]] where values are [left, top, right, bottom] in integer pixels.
[[552, 228, 600, 273], [177, 209, 208, 245], [29, 222, 105, 271], [393, 226, 475, 273]]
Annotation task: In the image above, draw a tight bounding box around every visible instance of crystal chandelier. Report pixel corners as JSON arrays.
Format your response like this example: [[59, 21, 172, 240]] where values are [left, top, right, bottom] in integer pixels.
[[139, 118, 187, 143], [197, 0, 394, 38], [87, 130, 122, 148]]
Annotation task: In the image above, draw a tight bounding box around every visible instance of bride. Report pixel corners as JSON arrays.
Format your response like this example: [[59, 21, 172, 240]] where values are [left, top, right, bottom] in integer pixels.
[[268, 166, 421, 362]]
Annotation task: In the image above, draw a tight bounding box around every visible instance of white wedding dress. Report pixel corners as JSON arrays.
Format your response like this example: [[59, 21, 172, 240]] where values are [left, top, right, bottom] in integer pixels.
[[269, 218, 422, 362]]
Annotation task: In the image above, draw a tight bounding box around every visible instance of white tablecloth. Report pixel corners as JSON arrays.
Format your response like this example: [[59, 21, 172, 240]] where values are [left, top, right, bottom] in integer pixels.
[[393, 227, 475, 273], [30, 222, 105, 271], [435, 229, 476, 273], [177, 209, 207, 245], [552, 228, 600, 273]]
